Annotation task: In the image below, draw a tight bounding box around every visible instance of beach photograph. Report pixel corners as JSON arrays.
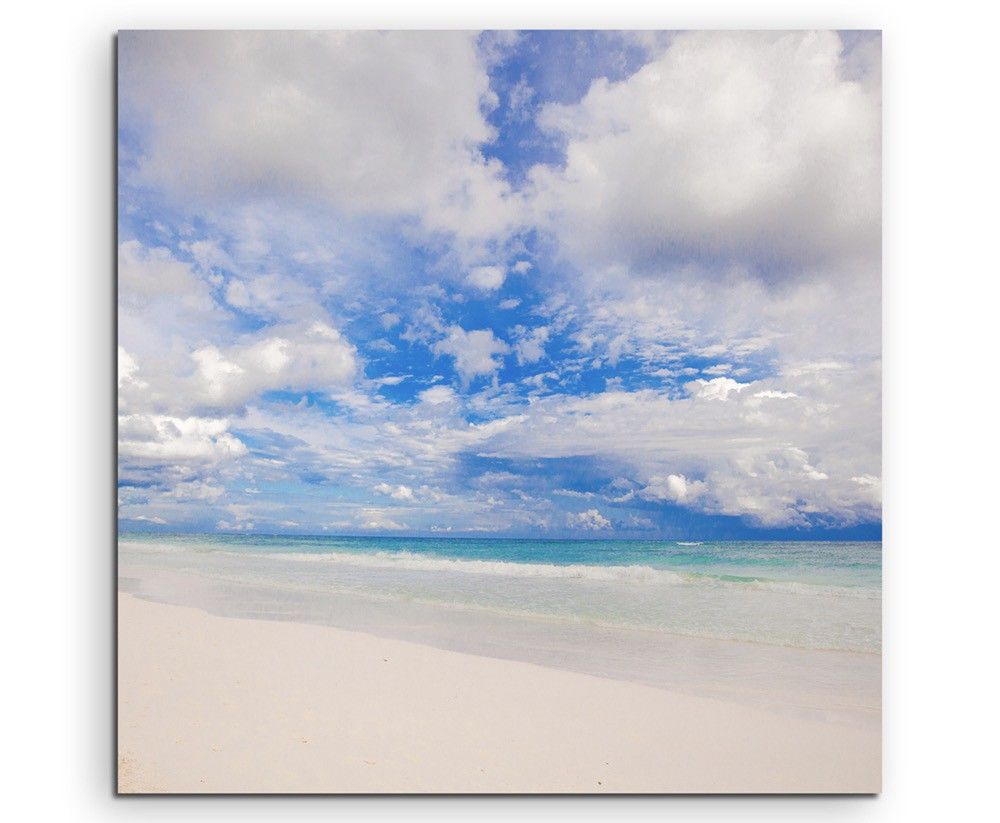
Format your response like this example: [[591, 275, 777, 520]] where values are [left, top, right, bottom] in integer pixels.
[[116, 30, 882, 794]]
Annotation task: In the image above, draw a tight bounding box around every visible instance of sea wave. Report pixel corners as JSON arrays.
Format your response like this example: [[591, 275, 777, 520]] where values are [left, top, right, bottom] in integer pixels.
[[210, 548, 879, 599], [119, 539, 878, 600], [247, 549, 690, 584]]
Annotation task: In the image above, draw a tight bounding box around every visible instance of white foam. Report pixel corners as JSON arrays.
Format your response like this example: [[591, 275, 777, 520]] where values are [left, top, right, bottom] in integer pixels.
[[119, 540, 878, 600], [252, 549, 690, 584], [218, 548, 879, 599]]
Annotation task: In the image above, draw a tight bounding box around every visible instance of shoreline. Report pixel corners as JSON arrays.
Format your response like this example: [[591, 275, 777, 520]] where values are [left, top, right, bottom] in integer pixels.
[[120, 561, 881, 730], [118, 592, 880, 793]]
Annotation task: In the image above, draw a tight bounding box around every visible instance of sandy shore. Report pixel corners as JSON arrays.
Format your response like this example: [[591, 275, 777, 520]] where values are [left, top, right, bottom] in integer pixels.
[[117, 593, 880, 793]]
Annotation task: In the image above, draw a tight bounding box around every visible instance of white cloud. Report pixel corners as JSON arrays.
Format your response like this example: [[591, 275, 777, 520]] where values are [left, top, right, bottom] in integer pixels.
[[372, 483, 415, 501], [851, 474, 882, 507], [498, 298, 521, 310], [119, 414, 247, 464], [418, 385, 459, 407], [192, 322, 357, 409], [221, 504, 256, 525], [182, 238, 233, 273], [686, 377, 749, 401], [356, 510, 407, 531], [118, 240, 237, 414], [522, 371, 558, 389], [639, 474, 706, 504], [118, 347, 145, 391], [567, 509, 611, 530], [506, 77, 535, 121], [371, 483, 450, 504], [167, 480, 226, 503], [129, 515, 168, 525], [119, 31, 522, 250], [118, 240, 214, 302], [513, 325, 550, 365], [222, 272, 322, 321], [217, 520, 255, 531], [480, 362, 881, 527], [466, 265, 506, 291], [117, 241, 231, 364], [432, 326, 510, 383], [371, 375, 408, 388], [530, 31, 880, 276]]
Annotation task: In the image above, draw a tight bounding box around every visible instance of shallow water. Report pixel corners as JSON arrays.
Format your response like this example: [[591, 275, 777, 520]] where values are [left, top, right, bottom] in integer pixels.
[[119, 534, 881, 653], [118, 534, 880, 728]]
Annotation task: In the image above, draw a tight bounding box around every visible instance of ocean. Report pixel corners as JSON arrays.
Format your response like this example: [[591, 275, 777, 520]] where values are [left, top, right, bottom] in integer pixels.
[[119, 533, 880, 651]]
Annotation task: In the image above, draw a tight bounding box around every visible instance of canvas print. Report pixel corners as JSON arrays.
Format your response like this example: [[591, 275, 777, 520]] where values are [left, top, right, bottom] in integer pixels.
[[117, 30, 882, 794]]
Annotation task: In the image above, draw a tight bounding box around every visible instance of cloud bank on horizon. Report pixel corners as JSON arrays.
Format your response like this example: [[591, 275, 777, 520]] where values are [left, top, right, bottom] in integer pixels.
[[117, 30, 882, 539]]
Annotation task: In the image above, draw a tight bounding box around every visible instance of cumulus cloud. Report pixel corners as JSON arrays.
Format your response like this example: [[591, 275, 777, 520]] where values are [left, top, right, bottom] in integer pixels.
[[357, 510, 408, 531], [567, 509, 612, 530], [166, 480, 226, 503], [639, 474, 707, 504], [217, 519, 255, 531], [530, 30, 880, 277], [119, 31, 522, 249], [372, 483, 415, 501], [222, 272, 324, 322], [480, 362, 881, 527], [686, 377, 749, 401], [513, 325, 551, 365], [432, 326, 510, 383], [118, 347, 145, 392], [118, 415, 247, 464], [418, 385, 459, 406], [117, 241, 230, 367], [119, 240, 216, 304], [192, 322, 358, 409], [466, 265, 506, 291]]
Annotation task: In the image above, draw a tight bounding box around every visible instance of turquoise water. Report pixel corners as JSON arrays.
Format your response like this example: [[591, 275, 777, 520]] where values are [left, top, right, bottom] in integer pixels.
[[119, 533, 880, 587], [119, 534, 881, 653]]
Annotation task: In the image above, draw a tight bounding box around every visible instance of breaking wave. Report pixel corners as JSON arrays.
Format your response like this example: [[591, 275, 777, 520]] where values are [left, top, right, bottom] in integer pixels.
[[233, 548, 877, 599]]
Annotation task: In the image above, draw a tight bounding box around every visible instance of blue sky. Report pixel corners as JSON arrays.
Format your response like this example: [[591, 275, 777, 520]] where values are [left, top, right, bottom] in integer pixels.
[[117, 30, 882, 539]]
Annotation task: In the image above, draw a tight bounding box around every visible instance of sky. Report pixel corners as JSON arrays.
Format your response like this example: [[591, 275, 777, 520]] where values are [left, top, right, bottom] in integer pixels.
[[117, 30, 882, 540]]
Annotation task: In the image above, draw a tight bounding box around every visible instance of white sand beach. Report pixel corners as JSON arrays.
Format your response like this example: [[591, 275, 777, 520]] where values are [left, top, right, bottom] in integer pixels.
[[117, 593, 880, 794]]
